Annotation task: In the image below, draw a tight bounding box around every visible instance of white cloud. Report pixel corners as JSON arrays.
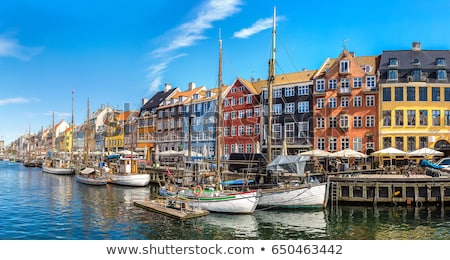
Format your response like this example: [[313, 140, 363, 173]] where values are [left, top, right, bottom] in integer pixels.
[[0, 97, 35, 106], [146, 0, 242, 93], [233, 15, 284, 39], [0, 34, 43, 61]]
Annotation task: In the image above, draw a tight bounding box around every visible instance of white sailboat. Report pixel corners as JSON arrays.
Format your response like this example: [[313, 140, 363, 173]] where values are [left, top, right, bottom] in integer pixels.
[[257, 6, 327, 209], [76, 97, 108, 186], [159, 32, 259, 214], [42, 108, 74, 175]]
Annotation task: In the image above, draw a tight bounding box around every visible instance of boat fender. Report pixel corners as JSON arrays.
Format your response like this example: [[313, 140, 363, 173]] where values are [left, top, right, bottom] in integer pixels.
[[193, 185, 203, 196]]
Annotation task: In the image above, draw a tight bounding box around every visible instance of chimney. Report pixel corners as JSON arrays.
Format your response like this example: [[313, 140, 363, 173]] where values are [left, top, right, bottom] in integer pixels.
[[164, 83, 172, 92], [412, 42, 421, 51], [142, 98, 149, 106], [188, 82, 196, 90], [123, 102, 130, 112]]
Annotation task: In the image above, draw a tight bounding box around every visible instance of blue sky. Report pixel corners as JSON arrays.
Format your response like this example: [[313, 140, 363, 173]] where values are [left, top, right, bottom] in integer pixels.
[[1, 0, 450, 144]]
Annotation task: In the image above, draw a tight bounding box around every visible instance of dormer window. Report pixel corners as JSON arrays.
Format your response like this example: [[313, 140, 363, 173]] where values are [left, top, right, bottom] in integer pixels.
[[389, 58, 398, 66], [206, 91, 212, 98], [339, 60, 350, 73], [436, 58, 446, 66], [412, 58, 420, 65], [193, 94, 199, 100]]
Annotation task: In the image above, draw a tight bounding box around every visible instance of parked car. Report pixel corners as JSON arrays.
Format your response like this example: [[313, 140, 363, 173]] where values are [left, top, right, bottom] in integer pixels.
[[436, 157, 450, 168]]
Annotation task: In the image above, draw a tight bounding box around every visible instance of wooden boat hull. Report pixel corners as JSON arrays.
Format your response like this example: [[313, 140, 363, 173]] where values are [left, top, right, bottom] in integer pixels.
[[257, 183, 327, 208], [76, 174, 108, 186], [108, 174, 150, 187], [178, 189, 259, 214], [42, 165, 74, 175]]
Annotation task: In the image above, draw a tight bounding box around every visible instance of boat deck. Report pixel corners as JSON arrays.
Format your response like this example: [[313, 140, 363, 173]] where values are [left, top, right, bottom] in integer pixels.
[[134, 199, 209, 220]]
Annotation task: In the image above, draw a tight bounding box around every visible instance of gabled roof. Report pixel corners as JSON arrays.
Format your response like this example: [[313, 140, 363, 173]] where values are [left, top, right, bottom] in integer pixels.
[[241, 70, 317, 91], [315, 49, 379, 78], [140, 88, 178, 115]]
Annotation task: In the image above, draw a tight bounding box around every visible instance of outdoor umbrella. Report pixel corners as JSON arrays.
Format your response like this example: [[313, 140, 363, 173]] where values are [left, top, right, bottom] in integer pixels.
[[407, 147, 444, 157], [371, 147, 406, 156], [330, 148, 368, 158], [298, 149, 331, 157]]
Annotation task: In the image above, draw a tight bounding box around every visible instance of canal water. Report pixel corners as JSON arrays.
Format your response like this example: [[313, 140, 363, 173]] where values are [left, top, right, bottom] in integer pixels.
[[1, 160, 449, 240]]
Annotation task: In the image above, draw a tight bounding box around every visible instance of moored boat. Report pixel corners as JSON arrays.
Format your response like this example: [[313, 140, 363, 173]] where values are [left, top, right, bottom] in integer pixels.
[[76, 167, 108, 186]]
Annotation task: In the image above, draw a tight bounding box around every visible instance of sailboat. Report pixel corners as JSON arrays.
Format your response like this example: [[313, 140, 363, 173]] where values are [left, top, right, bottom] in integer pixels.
[[159, 32, 260, 214], [42, 106, 74, 175], [106, 114, 150, 187], [256, 6, 327, 209], [23, 124, 39, 167], [76, 97, 108, 186]]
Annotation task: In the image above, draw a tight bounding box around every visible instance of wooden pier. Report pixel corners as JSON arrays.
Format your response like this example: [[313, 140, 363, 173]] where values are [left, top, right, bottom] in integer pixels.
[[328, 174, 450, 207], [134, 199, 209, 220]]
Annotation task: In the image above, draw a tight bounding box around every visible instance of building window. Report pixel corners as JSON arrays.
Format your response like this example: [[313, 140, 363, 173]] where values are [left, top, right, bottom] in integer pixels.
[[412, 69, 421, 81], [341, 97, 349, 107], [395, 110, 404, 126], [389, 58, 398, 66], [437, 70, 447, 80], [354, 96, 362, 107], [316, 79, 325, 92], [353, 77, 362, 88], [285, 123, 295, 143], [329, 97, 337, 108], [254, 124, 260, 134], [317, 117, 325, 128], [238, 97, 244, 105], [419, 110, 428, 126], [273, 89, 282, 98], [383, 110, 391, 126], [246, 109, 252, 118], [328, 79, 337, 90], [285, 103, 295, 114], [366, 115, 375, 127], [273, 124, 282, 139], [238, 110, 244, 118], [254, 107, 260, 117], [445, 110, 450, 126], [432, 110, 441, 126], [246, 144, 252, 153], [388, 70, 398, 80], [340, 115, 349, 128], [224, 112, 230, 120], [231, 98, 236, 106], [298, 122, 309, 138], [317, 138, 325, 150], [419, 87, 427, 101], [246, 124, 252, 135], [383, 87, 391, 101], [246, 95, 252, 104], [329, 117, 337, 128], [395, 87, 403, 101], [445, 88, 450, 101], [231, 126, 236, 136], [298, 85, 309, 95], [285, 87, 295, 97], [273, 104, 282, 115], [436, 58, 446, 66], [432, 87, 440, 101], [354, 138, 363, 152], [406, 86, 415, 101], [317, 98, 324, 109], [419, 137, 428, 149], [297, 101, 309, 113], [407, 136, 416, 152], [407, 110, 416, 126], [353, 116, 362, 128], [340, 78, 350, 93], [340, 60, 350, 73], [395, 136, 404, 151], [329, 137, 337, 152], [366, 76, 376, 89], [224, 127, 230, 136], [341, 137, 349, 150], [383, 137, 392, 149], [366, 95, 375, 107]]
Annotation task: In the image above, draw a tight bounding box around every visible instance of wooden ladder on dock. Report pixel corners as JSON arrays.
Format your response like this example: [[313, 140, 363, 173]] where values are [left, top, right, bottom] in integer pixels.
[[329, 180, 339, 209]]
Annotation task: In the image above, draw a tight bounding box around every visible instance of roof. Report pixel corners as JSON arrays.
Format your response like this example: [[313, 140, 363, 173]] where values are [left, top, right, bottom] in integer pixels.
[[140, 88, 177, 115], [238, 70, 317, 92]]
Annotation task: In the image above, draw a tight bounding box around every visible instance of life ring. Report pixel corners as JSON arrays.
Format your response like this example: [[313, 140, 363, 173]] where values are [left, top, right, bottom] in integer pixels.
[[193, 185, 203, 196]]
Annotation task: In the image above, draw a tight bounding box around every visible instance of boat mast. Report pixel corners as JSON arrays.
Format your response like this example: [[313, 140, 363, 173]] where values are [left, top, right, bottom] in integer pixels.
[[267, 6, 276, 162], [215, 29, 223, 188], [51, 111, 55, 158], [85, 98, 90, 166], [71, 90, 74, 163]]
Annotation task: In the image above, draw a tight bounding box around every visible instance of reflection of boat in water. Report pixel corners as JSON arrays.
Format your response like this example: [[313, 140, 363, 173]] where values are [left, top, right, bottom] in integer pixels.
[[203, 213, 259, 238], [255, 209, 327, 236]]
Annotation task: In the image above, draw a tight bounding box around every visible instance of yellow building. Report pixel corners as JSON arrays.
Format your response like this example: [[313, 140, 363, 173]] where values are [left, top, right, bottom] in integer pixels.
[[378, 42, 450, 155]]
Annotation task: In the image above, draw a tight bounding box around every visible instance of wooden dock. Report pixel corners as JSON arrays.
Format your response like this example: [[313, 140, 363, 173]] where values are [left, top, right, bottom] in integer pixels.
[[134, 199, 209, 220], [328, 174, 450, 207]]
